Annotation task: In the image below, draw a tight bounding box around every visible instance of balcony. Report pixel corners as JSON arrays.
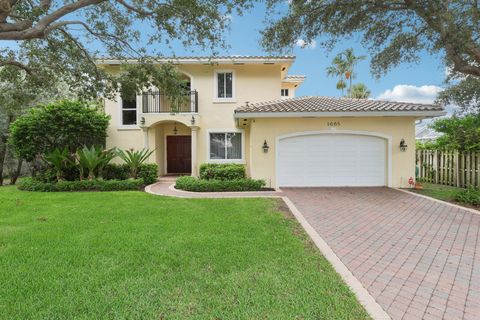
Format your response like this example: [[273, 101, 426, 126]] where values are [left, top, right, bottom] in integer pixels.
[[142, 90, 198, 114]]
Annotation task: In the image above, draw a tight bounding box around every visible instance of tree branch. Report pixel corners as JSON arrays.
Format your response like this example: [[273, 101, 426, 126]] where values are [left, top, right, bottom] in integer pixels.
[[45, 20, 143, 56], [0, 60, 32, 74], [114, 0, 155, 16], [0, 0, 105, 40]]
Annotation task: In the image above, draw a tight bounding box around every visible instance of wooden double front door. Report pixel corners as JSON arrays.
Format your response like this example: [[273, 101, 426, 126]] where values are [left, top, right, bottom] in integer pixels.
[[166, 136, 191, 174]]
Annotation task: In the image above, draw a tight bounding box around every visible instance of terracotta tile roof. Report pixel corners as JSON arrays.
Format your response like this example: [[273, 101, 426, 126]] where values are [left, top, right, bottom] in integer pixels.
[[235, 96, 444, 114]]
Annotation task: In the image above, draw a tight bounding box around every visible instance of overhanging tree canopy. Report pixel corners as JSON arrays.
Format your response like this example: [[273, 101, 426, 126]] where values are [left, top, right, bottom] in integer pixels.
[[0, 0, 253, 99], [262, 0, 480, 112]]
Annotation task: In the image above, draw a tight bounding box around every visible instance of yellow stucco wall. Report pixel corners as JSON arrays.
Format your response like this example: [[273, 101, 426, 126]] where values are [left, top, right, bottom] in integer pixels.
[[104, 63, 283, 172], [247, 117, 416, 188], [103, 63, 417, 188], [280, 82, 299, 97]]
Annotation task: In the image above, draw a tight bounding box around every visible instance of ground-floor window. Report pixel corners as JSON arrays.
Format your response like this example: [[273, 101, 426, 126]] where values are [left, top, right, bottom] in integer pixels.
[[209, 132, 242, 160]]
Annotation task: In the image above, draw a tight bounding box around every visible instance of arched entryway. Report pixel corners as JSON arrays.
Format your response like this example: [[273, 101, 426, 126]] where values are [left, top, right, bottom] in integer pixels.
[[151, 121, 194, 176]]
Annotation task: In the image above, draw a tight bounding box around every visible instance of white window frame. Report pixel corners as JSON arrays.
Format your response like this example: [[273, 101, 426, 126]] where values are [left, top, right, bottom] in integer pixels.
[[213, 69, 236, 103], [118, 94, 140, 128], [207, 128, 245, 163], [281, 88, 289, 97]]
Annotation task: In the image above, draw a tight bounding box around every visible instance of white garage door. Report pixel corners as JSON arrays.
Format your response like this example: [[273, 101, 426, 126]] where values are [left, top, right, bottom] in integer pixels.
[[277, 134, 386, 187]]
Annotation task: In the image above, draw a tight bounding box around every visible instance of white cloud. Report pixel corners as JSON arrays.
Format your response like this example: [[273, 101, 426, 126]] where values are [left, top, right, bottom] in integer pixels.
[[377, 84, 443, 104], [295, 39, 317, 49]]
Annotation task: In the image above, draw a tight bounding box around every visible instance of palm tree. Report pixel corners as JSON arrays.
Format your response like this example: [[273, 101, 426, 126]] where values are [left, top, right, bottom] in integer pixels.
[[326, 55, 348, 96], [342, 48, 366, 96], [349, 83, 371, 99]]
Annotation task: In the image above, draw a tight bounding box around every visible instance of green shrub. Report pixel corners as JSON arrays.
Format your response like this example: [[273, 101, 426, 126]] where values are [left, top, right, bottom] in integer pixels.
[[454, 187, 480, 206], [36, 165, 82, 182], [199, 163, 246, 180], [9, 100, 110, 162], [103, 163, 157, 184], [103, 163, 130, 180], [18, 177, 144, 192], [138, 163, 158, 185], [175, 176, 265, 192]]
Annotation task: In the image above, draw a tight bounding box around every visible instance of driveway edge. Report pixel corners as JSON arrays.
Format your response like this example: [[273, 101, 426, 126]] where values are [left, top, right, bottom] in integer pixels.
[[396, 188, 480, 215], [282, 196, 391, 320]]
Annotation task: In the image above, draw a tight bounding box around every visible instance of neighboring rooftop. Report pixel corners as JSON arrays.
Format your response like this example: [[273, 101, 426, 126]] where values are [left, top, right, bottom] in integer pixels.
[[416, 121, 443, 141], [234, 96, 446, 118]]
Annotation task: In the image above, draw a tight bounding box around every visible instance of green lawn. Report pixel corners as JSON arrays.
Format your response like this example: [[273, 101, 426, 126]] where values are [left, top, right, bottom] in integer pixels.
[[411, 182, 461, 202], [0, 187, 368, 319]]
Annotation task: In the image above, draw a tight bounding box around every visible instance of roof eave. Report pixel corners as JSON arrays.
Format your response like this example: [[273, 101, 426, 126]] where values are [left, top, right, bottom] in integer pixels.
[[233, 111, 447, 118], [96, 57, 296, 65]]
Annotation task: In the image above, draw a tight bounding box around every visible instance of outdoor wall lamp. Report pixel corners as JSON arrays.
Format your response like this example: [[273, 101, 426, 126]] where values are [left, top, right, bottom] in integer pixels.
[[400, 138, 408, 152], [173, 123, 178, 135], [262, 140, 270, 153], [190, 115, 196, 125], [140, 117, 145, 125]]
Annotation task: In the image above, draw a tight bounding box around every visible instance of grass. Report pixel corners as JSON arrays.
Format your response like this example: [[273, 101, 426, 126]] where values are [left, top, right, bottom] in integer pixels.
[[0, 187, 368, 319], [411, 182, 479, 208], [411, 182, 461, 202]]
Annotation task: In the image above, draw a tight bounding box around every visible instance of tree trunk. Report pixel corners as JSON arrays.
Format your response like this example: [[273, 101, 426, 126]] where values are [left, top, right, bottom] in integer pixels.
[[0, 114, 13, 186], [9, 158, 23, 185], [0, 141, 7, 186]]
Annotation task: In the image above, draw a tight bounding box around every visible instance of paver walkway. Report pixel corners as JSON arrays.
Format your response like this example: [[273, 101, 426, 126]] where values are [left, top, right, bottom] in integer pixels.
[[146, 182, 283, 198], [282, 187, 480, 320]]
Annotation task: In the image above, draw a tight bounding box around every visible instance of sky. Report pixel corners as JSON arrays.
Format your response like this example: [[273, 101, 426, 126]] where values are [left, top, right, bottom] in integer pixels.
[[143, 4, 447, 106], [1, 3, 447, 107]]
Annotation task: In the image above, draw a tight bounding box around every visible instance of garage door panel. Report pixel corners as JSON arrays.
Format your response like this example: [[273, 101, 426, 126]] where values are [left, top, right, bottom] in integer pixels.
[[277, 134, 386, 187]]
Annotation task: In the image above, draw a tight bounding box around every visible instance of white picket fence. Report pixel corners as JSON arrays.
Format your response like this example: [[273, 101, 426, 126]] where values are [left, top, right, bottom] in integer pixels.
[[416, 150, 480, 188]]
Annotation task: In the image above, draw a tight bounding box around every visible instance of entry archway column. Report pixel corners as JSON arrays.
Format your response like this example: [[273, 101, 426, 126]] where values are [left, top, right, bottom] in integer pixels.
[[190, 126, 199, 176], [141, 126, 149, 148]]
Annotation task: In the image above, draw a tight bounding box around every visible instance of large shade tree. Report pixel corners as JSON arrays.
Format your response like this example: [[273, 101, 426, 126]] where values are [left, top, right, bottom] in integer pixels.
[[262, 1, 480, 112], [0, 0, 253, 99]]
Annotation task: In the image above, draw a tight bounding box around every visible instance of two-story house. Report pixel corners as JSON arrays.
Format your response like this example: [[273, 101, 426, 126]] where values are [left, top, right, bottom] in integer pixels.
[[99, 55, 445, 188]]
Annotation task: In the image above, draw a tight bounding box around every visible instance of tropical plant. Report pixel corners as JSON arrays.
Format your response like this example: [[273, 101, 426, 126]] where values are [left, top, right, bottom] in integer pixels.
[[349, 83, 371, 99], [262, 1, 480, 113], [43, 147, 70, 181], [76, 146, 116, 181], [342, 48, 366, 95], [326, 49, 366, 96], [116, 148, 155, 179], [326, 55, 348, 96]]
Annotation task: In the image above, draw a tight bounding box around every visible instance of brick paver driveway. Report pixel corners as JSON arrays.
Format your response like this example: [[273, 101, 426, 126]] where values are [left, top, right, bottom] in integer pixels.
[[282, 187, 480, 320]]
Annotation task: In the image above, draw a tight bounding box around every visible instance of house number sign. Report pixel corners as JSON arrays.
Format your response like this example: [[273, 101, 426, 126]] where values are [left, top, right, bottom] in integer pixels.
[[327, 121, 341, 127]]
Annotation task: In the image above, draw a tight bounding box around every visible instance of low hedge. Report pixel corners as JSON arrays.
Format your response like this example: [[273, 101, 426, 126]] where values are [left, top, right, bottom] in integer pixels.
[[199, 163, 246, 180], [18, 178, 144, 192], [103, 163, 158, 184], [175, 176, 265, 192], [454, 187, 480, 206]]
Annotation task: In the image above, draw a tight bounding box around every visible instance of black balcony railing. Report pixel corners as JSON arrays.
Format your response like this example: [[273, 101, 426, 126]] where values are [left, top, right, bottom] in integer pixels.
[[142, 90, 198, 113]]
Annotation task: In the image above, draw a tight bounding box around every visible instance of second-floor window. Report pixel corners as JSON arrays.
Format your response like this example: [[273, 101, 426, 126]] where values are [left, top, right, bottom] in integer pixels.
[[121, 96, 137, 125], [215, 70, 234, 100], [281, 89, 289, 97]]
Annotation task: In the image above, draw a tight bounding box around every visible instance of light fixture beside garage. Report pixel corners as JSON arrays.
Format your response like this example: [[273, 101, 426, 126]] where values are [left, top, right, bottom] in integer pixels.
[[262, 140, 270, 153], [400, 139, 408, 152]]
